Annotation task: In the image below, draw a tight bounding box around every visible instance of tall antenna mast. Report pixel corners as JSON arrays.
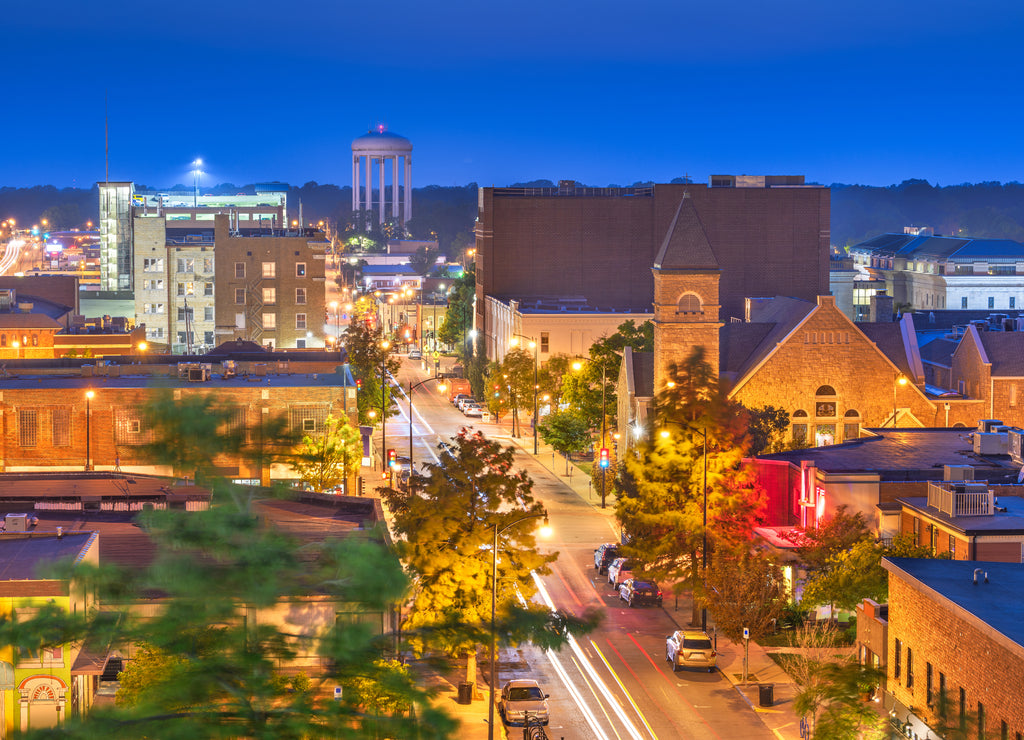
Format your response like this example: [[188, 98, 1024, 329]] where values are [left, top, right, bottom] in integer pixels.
[[104, 91, 109, 184]]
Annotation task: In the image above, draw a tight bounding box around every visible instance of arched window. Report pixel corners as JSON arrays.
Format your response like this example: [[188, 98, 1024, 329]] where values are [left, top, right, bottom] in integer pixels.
[[815, 386, 837, 418], [816, 385, 837, 396], [792, 410, 808, 443], [0, 335, 6, 347], [793, 409, 808, 418], [677, 294, 702, 315], [843, 409, 861, 443], [845, 409, 860, 417]]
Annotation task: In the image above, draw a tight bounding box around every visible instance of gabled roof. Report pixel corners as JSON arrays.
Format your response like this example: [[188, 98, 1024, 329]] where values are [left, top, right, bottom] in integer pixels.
[[919, 338, 958, 368], [977, 332, 1024, 377], [0, 314, 63, 329], [627, 349, 655, 399], [653, 193, 719, 271], [859, 322, 917, 377], [721, 297, 816, 383]]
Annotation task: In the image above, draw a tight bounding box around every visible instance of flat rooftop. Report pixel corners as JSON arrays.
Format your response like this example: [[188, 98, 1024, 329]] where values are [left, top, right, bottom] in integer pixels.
[[897, 494, 1024, 534], [0, 531, 95, 580], [757, 429, 1019, 479], [884, 557, 1024, 652]]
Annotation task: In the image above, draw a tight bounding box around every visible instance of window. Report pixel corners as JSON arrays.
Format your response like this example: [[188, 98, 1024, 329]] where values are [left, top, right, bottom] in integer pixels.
[[960, 687, 966, 730], [203, 257, 213, 274], [949, 534, 956, 558], [204, 282, 213, 296], [989, 265, 1015, 276], [204, 307, 214, 321], [988, 297, 995, 309], [52, 407, 71, 447], [296, 262, 306, 277], [296, 313, 307, 330], [843, 423, 859, 441], [540, 332, 550, 353], [177, 331, 189, 344], [290, 404, 329, 434], [1001, 720, 1008, 740], [143, 303, 165, 314], [143, 258, 164, 272], [938, 672, 947, 715], [955, 264, 974, 275], [177, 282, 195, 296], [147, 327, 165, 339], [176, 258, 195, 274], [235, 288, 245, 305], [204, 331, 214, 345], [295, 287, 306, 304], [926, 662, 933, 705], [677, 293, 702, 314], [1012, 297, 1017, 309], [894, 638, 901, 679], [962, 297, 968, 309], [31, 334, 37, 347], [262, 262, 276, 278], [792, 424, 807, 442], [19, 409, 38, 448], [978, 702, 985, 738], [263, 287, 276, 304], [234, 262, 246, 279], [262, 312, 276, 330], [114, 408, 148, 445], [906, 647, 913, 688], [143, 278, 163, 290], [177, 307, 193, 322]]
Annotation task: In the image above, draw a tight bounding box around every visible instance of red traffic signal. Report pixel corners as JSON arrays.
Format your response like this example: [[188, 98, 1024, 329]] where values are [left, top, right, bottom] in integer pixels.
[[387, 449, 397, 467], [599, 447, 610, 469]]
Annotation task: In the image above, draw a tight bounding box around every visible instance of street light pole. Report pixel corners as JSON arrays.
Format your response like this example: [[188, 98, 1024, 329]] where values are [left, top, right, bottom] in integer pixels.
[[381, 340, 390, 472], [600, 362, 607, 509], [488, 512, 549, 740], [85, 389, 95, 471], [692, 427, 708, 632]]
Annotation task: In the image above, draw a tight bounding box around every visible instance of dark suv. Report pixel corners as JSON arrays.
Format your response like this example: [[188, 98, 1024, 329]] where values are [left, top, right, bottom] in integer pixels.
[[593, 543, 619, 574], [618, 579, 663, 607]]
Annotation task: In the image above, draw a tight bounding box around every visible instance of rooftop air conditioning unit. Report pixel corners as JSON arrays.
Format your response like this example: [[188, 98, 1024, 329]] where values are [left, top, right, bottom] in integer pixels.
[[5, 513, 28, 532]]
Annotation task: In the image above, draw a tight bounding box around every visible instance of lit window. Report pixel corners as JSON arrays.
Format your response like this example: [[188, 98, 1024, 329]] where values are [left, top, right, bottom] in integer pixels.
[[296, 262, 306, 277], [263, 287, 276, 304], [263, 312, 276, 330], [262, 262, 276, 278]]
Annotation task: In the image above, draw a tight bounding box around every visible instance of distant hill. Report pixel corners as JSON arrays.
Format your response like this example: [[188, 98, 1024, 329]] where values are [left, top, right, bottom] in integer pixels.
[[6, 178, 1024, 251]]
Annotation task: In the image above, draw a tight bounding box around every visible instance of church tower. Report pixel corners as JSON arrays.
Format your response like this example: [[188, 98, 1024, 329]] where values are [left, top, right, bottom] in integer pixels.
[[651, 192, 722, 392]]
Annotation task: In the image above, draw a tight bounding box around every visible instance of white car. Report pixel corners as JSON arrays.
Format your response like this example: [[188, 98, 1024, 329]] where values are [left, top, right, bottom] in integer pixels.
[[463, 404, 484, 418], [498, 679, 549, 726], [607, 557, 634, 588]]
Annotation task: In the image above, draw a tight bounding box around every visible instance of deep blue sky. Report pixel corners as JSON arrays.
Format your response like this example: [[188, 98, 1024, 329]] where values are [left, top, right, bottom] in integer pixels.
[[4, 0, 1023, 189]]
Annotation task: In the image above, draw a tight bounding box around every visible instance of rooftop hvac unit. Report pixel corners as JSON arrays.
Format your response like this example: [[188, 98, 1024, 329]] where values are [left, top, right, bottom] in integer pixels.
[[974, 432, 1009, 455], [178, 363, 212, 382], [188, 367, 210, 382], [943, 465, 975, 482], [5, 513, 28, 532], [979, 419, 1004, 433], [1008, 428, 1024, 465]]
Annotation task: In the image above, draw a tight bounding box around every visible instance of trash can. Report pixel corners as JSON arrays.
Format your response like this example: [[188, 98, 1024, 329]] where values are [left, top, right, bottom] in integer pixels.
[[457, 681, 474, 705], [758, 683, 774, 707]]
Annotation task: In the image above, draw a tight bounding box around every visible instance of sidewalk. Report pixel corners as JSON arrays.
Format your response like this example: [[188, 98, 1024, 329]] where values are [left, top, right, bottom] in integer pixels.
[[486, 412, 805, 740]]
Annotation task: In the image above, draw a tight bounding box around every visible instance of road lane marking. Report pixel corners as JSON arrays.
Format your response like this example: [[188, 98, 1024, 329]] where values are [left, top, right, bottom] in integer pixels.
[[591, 641, 658, 740]]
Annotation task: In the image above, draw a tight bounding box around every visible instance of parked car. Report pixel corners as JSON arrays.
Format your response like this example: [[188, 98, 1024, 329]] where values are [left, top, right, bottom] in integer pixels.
[[593, 543, 619, 574], [666, 629, 717, 672], [498, 679, 550, 726], [607, 557, 634, 588], [618, 579, 663, 607], [452, 394, 473, 407], [457, 397, 478, 411], [463, 404, 485, 418], [408, 347, 422, 360]]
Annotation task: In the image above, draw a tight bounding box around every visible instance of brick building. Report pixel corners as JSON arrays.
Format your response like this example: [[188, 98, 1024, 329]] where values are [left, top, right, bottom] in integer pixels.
[[474, 177, 830, 360], [881, 558, 1024, 739], [0, 362, 357, 486]]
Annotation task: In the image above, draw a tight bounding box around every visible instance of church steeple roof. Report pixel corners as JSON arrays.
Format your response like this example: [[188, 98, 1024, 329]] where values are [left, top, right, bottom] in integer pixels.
[[653, 192, 719, 271]]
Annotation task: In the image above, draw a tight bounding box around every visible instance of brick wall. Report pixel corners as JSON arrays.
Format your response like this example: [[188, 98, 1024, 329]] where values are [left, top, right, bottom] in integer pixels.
[[888, 574, 1024, 736]]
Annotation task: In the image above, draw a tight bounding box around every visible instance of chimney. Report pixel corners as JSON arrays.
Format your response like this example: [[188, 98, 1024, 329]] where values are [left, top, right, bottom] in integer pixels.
[[870, 290, 895, 323]]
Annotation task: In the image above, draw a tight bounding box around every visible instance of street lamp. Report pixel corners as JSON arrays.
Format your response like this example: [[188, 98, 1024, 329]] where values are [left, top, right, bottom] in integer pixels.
[[659, 424, 708, 630], [85, 390, 95, 471], [893, 374, 908, 428], [380, 340, 391, 471], [488, 512, 551, 740], [572, 358, 610, 508], [407, 377, 447, 473], [509, 335, 540, 455]]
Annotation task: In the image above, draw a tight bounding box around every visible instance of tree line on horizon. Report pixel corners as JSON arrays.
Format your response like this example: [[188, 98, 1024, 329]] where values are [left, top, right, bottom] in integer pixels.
[[7, 178, 1024, 251]]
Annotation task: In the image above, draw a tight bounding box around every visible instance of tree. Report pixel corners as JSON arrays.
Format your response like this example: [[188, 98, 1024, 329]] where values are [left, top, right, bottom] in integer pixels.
[[745, 405, 791, 455], [0, 400, 457, 739], [699, 545, 787, 643], [291, 415, 362, 494], [437, 267, 475, 362], [345, 313, 402, 426], [616, 348, 766, 624], [407, 245, 439, 276], [796, 506, 873, 572], [500, 347, 536, 437], [382, 430, 598, 685], [538, 410, 591, 473]]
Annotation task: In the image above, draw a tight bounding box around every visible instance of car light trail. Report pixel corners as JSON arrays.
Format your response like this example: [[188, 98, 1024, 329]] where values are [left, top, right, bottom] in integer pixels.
[[591, 641, 659, 739], [532, 573, 653, 740]]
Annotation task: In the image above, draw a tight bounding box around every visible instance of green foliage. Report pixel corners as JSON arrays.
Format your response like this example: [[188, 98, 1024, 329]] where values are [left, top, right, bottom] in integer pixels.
[[290, 415, 362, 494], [407, 245, 440, 276], [699, 545, 787, 642], [344, 317, 402, 425], [116, 643, 187, 707], [745, 405, 791, 455], [616, 348, 766, 617], [538, 410, 591, 473], [537, 354, 572, 409], [437, 266, 475, 360], [382, 430, 597, 664]]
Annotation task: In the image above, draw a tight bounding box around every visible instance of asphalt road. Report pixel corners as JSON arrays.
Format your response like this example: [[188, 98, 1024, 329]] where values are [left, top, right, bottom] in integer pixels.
[[389, 358, 777, 740]]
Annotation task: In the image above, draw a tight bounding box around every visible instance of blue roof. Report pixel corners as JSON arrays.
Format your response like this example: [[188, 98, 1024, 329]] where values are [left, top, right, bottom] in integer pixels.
[[884, 558, 1024, 651], [851, 233, 1024, 262], [361, 264, 418, 275]]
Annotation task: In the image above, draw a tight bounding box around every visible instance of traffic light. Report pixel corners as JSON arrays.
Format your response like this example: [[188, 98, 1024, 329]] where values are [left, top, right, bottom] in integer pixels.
[[599, 447, 610, 469], [381, 470, 389, 480], [356, 378, 362, 390], [387, 449, 397, 468]]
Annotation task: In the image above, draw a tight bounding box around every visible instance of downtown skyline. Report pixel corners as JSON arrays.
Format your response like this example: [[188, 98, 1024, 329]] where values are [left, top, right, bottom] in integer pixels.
[[3, 0, 1023, 190]]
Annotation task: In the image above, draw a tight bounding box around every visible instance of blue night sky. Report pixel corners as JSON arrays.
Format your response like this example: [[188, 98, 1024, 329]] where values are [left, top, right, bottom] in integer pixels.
[[4, 0, 1023, 190]]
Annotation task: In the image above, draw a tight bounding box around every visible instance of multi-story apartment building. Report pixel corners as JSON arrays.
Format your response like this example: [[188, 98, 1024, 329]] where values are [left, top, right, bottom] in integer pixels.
[[133, 214, 327, 353], [213, 216, 328, 350]]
